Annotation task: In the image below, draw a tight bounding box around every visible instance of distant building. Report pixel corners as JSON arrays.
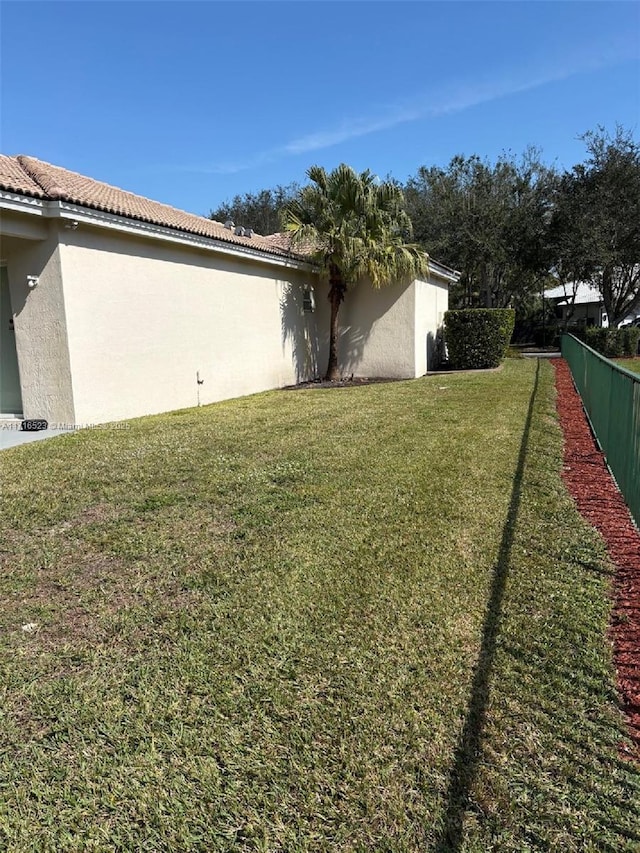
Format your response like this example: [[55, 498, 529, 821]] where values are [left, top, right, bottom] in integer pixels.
[[545, 280, 640, 330], [545, 282, 609, 328]]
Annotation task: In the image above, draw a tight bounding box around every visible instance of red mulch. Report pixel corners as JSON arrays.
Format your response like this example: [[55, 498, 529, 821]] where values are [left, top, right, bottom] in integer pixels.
[[553, 358, 640, 760]]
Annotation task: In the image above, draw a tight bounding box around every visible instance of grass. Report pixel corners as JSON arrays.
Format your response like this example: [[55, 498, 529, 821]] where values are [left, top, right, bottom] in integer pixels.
[[504, 346, 524, 359], [1, 359, 638, 851], [614, 357, 640, 375]]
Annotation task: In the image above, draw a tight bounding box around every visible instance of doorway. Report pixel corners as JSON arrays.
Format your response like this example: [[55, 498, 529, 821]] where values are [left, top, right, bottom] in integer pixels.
[[0, 266, 24, 417]]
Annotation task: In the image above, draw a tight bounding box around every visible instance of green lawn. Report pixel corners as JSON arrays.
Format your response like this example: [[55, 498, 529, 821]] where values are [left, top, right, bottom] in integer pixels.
[[1, 360, 638, 852], [614, 357, 640, 374]]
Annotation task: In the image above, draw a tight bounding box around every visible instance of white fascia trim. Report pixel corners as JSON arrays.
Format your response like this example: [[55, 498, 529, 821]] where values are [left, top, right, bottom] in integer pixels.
[[49, 201, 313, 272], [0, 191, 313, 272], [429, 259, 460, 284], [0, 191, 47, 216]]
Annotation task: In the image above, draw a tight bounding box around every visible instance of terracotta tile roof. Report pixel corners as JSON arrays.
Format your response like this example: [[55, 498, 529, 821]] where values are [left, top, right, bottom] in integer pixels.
[[262, 231, 318, 255], [0, 155, 456, 279], [261, 231, 294, 251], [0, 154, 307, 261], [0, 155, 46, 198]]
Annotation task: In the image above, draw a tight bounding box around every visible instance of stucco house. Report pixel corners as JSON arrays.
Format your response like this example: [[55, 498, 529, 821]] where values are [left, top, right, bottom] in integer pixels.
[[545, 280, 640, 329], [545, 281, 609, 328], [0, 155, 458, 425]]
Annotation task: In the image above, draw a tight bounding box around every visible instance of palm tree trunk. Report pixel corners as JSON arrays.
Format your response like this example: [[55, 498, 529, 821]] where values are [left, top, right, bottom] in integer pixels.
[[325, 267, 345, 380]]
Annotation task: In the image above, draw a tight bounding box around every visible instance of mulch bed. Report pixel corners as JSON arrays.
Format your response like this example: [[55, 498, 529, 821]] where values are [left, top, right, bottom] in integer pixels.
[[553, 358, 640, 759], [283, 377, 400, 391]]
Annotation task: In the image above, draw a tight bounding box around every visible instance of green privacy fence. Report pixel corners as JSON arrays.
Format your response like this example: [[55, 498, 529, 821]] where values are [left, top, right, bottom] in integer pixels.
[[561, 334, 640, 528]]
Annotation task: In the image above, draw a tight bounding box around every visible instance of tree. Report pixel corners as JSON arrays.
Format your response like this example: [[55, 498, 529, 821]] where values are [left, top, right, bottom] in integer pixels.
[[209, 182, 300, 236], [555, 126, 640, 327], [405, 151, 556, 311], [546, 170, 594, 329], [283, 164, 428, 380]]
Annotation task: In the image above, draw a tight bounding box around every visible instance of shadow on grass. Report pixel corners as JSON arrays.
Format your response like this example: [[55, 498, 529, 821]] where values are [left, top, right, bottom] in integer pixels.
[[433, 359, 541, 853]]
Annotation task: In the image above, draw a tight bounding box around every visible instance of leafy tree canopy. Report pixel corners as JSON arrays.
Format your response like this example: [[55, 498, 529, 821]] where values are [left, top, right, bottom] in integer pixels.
[[552, 126, 640, 327], [208, 124, 639, 335], [404, 149, 557, 310], [210, 182, 300, 236]]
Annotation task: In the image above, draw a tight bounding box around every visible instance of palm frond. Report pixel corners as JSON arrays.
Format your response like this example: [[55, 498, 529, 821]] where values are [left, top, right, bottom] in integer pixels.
[[282, 163, 428, 288]]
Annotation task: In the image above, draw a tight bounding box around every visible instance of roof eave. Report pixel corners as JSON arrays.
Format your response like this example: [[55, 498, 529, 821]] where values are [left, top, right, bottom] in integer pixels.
[[0, 192, 315, 272], [428, 258, 460, 283]]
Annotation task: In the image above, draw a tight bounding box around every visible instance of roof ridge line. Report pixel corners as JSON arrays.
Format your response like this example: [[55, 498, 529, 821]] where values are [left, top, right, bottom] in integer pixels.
[[16, 155, 52, 197], [16, 154, 202, 214], [6, 155, 280, 251]]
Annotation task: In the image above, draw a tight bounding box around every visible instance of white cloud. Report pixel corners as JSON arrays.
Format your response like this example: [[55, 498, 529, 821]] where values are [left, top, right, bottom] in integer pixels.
[[183, 41, 638, 175]]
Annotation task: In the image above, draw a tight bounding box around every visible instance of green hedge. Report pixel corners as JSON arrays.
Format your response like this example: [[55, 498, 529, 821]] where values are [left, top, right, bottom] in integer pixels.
[[623, 327, 640, 356], [444, 309, 515, 370], [584, 327, 640, 358], [533, 325, 560, 348], [564, 324, 587, 343]]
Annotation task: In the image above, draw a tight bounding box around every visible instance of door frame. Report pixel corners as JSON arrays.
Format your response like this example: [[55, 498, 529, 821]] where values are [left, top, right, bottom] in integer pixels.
[[0, 263, 24, 418]]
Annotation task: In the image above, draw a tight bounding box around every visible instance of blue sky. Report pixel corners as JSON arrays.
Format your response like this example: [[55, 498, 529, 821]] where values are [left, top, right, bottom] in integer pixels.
[[1, 1, 638, 221]]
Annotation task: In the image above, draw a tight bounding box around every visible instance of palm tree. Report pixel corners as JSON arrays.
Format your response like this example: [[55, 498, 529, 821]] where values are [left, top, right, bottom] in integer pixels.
[[283, 164, 429, 380]]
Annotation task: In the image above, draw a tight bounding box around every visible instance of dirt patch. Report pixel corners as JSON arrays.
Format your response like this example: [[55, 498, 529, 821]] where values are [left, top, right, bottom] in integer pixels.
[[40, 504, 124, 541], [284, 366, 509, 389], [10, 546, 206, 651], [553, 358, 640, 760], [426, 363, 504, 376]]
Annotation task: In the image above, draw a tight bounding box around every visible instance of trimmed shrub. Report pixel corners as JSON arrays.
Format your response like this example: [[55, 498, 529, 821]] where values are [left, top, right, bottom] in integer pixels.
[[584, 327, 627, 358], [444, 309, 515, 370], [622, 327, 640, 356], [533, 325, 559, 348], [564, 324, 587, 342]]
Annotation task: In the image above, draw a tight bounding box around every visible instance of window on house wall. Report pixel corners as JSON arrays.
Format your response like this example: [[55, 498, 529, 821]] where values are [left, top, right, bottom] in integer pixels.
[[303, 288, 315, 313]]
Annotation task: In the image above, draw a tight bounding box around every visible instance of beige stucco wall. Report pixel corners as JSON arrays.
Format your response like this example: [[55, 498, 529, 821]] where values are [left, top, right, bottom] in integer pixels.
[[2, 222, 75, 422], [1, 209, 49, 241], [2, 207, 452, 423], [313, 274, 449, 381], [414, 276, 449, 375], [315, 277, 416, 379], [57, 226, 319, 423]]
